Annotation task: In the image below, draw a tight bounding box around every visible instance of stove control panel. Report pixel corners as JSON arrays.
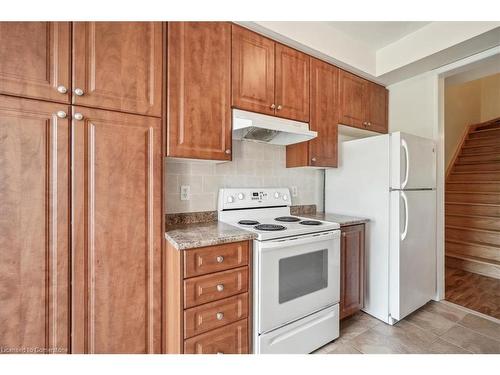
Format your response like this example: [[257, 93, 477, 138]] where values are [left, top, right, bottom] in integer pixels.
[[218, 188, 291, 210]]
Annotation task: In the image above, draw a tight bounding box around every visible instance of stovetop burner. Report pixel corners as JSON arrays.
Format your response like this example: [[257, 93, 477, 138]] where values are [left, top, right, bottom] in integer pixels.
[[299, 220, 322, 226], [238, 220, 260, 225], [254, 224, 286, 231], [275, 216, 301, 222]]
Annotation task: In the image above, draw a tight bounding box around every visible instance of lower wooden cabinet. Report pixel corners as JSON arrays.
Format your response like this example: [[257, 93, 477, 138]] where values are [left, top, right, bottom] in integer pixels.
[[340, 224, 365, 320], [165, 240, 252, 354]]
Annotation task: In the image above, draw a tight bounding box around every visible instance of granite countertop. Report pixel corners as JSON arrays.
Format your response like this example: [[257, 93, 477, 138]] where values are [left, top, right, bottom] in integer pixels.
[[302, 212, 369, 227], [165, 221, 256, 250]]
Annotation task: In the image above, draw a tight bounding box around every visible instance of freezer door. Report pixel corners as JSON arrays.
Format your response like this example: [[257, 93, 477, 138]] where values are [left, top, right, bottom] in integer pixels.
[[389, 190, 436, 321], [390, 132, 436, 189]]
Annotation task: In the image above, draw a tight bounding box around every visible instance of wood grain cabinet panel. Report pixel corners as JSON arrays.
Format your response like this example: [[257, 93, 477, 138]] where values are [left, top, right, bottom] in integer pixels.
[[0, 22, 71, 103], [286, 58, 338, 168], [184, 319, 248, 354], [71, 107, 162, 353], [72, 22, 162, 117], [367, 82, 388, 133], [0, 95, 70, 353], [338, 70, 368, 129], [340, 224, 365, 320], [275, 44, 310, 122], [167, 22, 232, 161], [231, 25, 275, 115]]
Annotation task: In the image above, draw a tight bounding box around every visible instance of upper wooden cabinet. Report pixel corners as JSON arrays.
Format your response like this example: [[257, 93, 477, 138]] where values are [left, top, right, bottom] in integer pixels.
[[231, 25, 310, 122], [71, 107, 162, 353], [0, 95, 70, 353], [72, 22, 163, 117], [0, 22, 71, 103], [286, 58, 338, 168], [167, 22, 232, 161], [338, 70, 388, 133]]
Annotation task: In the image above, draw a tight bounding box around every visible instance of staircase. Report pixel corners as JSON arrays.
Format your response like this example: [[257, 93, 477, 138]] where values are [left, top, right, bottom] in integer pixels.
[[446, 117, 500, 279]]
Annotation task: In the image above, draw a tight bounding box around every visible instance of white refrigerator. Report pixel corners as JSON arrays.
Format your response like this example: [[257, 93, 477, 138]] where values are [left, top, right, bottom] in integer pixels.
[[325, 132, 436, 324]]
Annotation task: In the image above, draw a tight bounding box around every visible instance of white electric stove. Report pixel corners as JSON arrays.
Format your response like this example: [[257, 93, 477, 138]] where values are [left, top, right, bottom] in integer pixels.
[[218, 188, 341, 354]]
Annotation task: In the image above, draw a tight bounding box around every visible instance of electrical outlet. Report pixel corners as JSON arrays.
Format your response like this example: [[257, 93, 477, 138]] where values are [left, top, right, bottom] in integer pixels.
[[180, 185, 190, 201], [291, 186, 298, 197]]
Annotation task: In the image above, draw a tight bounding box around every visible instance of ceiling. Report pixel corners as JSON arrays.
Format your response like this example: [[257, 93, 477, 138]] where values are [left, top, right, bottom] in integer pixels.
[[325, 21, 431, 50]]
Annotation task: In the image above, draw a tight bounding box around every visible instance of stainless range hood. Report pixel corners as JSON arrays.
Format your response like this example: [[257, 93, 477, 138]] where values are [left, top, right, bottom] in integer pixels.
[[232, 109, 317, 145]]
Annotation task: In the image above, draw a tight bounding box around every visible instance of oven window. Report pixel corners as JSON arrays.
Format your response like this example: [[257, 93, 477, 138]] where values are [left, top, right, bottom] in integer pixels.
[[279, 249, 328, 304]]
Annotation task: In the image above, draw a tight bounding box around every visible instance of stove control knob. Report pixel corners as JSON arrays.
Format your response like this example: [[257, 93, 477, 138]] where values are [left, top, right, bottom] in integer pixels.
[[238, 193, 245, 200], [274, 192, 280, 199], [283, 194, 288, 201], [227, 195, 234, 203]]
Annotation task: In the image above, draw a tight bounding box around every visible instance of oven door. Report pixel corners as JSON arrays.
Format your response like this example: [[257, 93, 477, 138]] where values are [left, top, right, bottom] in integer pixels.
[[257, 230, 340, 334]]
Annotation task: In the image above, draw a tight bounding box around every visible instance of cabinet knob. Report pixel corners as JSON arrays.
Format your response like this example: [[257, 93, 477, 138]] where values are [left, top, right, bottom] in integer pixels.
[[216, 351, 224, 355], [216, 255, 224, 263], [73, 113, 84, 121], [270, 104, 276, 109], [74, 88, 84, 96], [363, 121, 367, 126], [216, 284, 224, 292], [225, 149, 231, 155], [342, 232, 346, 237], [57, 85, 67, 94], [56, 111, 67, 119], [216, 312, 224, 321], [311, 157, 317, 162], [277, 105, 282, 110], [367, 122, 371, 127]]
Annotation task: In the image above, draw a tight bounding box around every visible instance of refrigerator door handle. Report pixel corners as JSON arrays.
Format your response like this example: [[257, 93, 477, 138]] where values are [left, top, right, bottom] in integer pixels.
[[401, 139, 410, 189], [401, 191, 409, 241]]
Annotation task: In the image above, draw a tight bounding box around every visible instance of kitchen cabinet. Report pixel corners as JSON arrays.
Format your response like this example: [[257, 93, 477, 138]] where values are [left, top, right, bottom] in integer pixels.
[[72, 22, 163, 117], [0, 22, 71, 103], [340, 224, 365, 320], [286, 58, 338, 168], [167, 22, 232, 161], [71, 107, 162, 353], [231, 25, 310, 122], [338, 70, 388, 133], [165, 240, 252, 354], [0, 95, 70, 353]]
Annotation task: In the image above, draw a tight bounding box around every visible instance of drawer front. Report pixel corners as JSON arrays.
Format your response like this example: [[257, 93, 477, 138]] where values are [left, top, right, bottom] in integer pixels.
[[184, 319, 248, 354], [184, 241, 249, 278], [184, 293, 248, 338], [184, 267, 249, 308]]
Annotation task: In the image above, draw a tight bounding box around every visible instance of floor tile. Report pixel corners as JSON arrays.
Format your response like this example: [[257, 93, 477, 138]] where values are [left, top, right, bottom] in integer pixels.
[[337, 312, 381, 342], [441, 324, 500, 354], [421, 300, 467, 323], [349, 328, 409, 354], [406, 307, 457, 336], [457, 313, 500, 341], [322, 342, 362, 354], [426, 338, 472, 354]]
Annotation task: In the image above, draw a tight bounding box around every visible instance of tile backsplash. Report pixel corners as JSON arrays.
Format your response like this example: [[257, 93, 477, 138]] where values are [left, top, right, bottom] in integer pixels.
[[165, 140, 324, 213]]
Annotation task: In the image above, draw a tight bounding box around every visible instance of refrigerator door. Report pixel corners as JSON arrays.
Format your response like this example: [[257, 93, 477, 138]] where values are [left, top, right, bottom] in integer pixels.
[[390, 132, 436, 189], [389, 190, 436, 321]]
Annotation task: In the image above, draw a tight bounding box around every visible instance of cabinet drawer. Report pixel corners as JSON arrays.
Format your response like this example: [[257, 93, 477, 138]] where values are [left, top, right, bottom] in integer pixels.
[[184, 293, 248, 339], [184, 241, 249, 278], [184, 319, 249, 354], [184, 267, 249, 308]]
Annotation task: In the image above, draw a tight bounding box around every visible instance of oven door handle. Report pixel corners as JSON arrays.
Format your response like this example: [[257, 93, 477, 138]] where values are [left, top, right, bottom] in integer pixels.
[[259, 230, 339, 250]]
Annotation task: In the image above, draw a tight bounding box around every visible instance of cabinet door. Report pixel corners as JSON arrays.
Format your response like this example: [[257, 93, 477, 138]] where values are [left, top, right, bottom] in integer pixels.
[[72, 107, 162, 353], [231, 25, 275, 116], [367, 83, 388, 133], [275, 44, 310, 122], [338, 70, 368, 129], [340, 224, 365, 320], [0, 22, 70, 103], [167, 22, 232, 161], [72, 22, 162, 117], [0, 96, 70, 353]]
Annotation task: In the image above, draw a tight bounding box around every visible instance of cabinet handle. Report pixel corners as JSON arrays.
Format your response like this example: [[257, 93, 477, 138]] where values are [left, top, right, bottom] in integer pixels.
[[367, 122, 371, 127], [216, 352, 224, 355], [73, 113, 84, 121], [216, 312, 224, 320], [57, 85, 67, 94], [342, 232, 346, 237], [56, 111, 67, 119], [216, 284, 224, 292], [74, 88, 84, 96], [362, 121, 367, 126], [225, 149, 231, 155], [277, 105, 282, 110], [270, 104, 276, 109], [311, 157, 317, 162], [216, 255, 224, 263]]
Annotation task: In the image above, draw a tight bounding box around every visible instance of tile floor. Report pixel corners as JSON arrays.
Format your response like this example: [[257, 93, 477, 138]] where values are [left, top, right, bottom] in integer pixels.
[[314, 301, 500, 354]]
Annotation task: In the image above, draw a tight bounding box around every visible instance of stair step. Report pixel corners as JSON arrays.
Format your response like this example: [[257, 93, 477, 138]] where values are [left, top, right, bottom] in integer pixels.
[[464, 137, 500, 148], [445, 202, 500, 217], [445, 214, 500, 231], [457, 154, 500, 164], [445, 254, 500, 279], [445, 225, 500, 247], [453, 163, 500, 172], [448, 171, 500, 182], [460, 145, 500, 155], [446, 182, 500, 192], [446, 191, 500, 204], [445, 240, 500, 262], [475, 121, 500, 131], [469, 127, 500, 139]]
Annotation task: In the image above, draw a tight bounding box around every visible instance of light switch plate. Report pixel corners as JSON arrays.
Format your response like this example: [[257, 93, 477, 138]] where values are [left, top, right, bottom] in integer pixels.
[[291, 186, 298, 197], [180, 185, 190, 201]]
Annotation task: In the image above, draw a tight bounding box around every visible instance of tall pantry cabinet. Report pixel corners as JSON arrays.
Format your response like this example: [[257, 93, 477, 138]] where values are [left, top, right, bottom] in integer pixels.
[[0, 22, 163, 354]]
